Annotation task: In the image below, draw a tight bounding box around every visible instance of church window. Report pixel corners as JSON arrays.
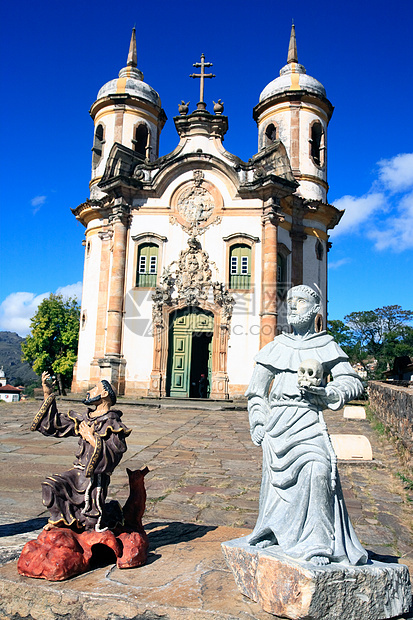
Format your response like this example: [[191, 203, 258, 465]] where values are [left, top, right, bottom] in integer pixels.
[[230, 256, 238, 275], [132, 124, 149, 159], [309, 121, 325, 167], [229, 244, 251, 290], [265, 123, 277, 145], [92, 124, 105, 168], [136, 243, 158, 287], [315, 239, 324, 261], [277, 253, 286, 285]]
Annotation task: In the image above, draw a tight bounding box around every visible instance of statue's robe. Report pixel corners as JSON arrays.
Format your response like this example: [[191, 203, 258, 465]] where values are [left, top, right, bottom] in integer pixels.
[[31, 396, 131, 531], [246, 331, 368, 564]]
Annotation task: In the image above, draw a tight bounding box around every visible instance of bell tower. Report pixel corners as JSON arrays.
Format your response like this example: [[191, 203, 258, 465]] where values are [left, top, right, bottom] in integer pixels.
[[253, 24, 334, 202], [89, 28, 166, 199]]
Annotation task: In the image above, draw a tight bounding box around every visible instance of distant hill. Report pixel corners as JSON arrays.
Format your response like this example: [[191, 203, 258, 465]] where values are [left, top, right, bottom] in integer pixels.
[[0, 331, 39, 386]]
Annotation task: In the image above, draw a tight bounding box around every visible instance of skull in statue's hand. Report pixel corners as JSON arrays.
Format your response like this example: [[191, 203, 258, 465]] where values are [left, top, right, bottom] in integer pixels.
[[297, 359, 323, 389]]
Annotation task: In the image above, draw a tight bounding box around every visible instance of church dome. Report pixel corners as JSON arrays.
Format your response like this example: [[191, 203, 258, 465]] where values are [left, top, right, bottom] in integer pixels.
[[97, 67, 161, 107], [259, 23, 326, 103], [259, 63, 326, 102], [95, 28, 161, 108]]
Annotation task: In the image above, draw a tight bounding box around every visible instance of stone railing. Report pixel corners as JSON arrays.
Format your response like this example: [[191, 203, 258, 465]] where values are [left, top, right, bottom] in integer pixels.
[[368, 381, 413, 456]]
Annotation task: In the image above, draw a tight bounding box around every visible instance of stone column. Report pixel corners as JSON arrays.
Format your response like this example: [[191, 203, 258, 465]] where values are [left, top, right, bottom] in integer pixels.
[[289, 101, 301, 174], [100, 198, 130, 393], [209, 322, 230, 400], [260, 198, 283, 348], [90, 229, 113, 384]]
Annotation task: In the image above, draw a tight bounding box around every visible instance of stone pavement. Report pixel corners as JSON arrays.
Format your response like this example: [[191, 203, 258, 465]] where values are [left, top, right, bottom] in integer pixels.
[[0, 398, 412, 619]]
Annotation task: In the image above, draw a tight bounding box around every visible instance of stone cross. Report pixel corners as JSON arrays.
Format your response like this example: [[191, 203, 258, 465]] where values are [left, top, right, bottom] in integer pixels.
[[190, 54, 215, 110]]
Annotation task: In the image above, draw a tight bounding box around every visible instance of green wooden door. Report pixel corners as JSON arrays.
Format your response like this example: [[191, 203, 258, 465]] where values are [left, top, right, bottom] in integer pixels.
[[168, 309, 213, 398], [169, 312, 192, 397]]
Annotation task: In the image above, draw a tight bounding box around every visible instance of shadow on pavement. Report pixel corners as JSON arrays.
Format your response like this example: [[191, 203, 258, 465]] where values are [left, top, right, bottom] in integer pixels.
[[0, 517, 48, 538], [146, 520, 217, 551]]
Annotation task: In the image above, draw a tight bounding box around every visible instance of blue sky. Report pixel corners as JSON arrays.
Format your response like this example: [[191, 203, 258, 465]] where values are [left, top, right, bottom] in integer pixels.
[[1, 0, 412, 336]]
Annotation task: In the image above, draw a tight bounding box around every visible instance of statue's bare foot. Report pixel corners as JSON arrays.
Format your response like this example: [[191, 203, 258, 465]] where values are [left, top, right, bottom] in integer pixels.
[[310, 555, 330, 566], [43, 522, 57, 531], [255, 539, 274, 549]]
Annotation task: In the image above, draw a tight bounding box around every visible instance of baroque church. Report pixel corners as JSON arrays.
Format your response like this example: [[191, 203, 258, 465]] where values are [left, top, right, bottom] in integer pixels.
[[71, 25, 342, 400]]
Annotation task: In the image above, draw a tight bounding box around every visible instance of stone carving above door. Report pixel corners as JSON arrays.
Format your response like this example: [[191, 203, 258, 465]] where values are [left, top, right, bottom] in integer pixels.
[[170, 171, 223, 233], [177, 171, 215, 225], [151, 235, 234, 327]]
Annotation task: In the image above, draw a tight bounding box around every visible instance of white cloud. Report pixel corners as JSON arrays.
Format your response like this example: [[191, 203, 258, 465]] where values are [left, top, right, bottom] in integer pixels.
[[328, 258, 351, 270], [0, 292, 49, 337], [56, 282, 83, 301], [378, 153, 413, 193], [368, 190, 413, 252], [30, 195, 47, 215], [330, 192, 386, 237], [0, 282, 83, 337], [30, 195, 47, 207], [331, 153, 413, 252]]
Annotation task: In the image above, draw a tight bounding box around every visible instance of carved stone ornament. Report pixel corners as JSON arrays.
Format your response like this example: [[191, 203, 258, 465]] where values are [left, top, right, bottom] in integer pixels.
[[177, 171, 215, 225], [133, 166, 144, 180], [151, 235, 234, 327]]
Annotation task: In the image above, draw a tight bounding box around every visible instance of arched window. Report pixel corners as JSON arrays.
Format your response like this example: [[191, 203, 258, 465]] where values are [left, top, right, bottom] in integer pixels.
[[276, 243, 291, 297], [277, 252, 286, 285], [229, 244, 251, 290], [309, 121, 325, 167], [136, 243, 158, 287], [265, 123, 277, 145], [315, 239, 324, 261], [92, 124, 105, 168], [133, 124, 149, 159]]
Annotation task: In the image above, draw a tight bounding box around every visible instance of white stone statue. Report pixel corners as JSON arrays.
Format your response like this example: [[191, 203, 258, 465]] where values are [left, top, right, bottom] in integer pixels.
[[245, 284, 368, 566]]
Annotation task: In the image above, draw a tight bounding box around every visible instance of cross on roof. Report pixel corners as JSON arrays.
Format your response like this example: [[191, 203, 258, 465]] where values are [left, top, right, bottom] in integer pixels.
[[190, 54, 216, 110]]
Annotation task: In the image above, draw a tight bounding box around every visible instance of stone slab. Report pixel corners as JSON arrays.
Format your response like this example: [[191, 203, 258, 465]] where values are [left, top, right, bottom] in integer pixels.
[[221, 536, 412, 620], [0, 524, 275, 620], [344, 406, 366, 419], [330, 433, 373, 460]]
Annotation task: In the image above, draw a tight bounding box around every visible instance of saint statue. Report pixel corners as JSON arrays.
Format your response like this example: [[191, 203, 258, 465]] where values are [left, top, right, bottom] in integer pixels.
[[246, 285, 368, 566], [31, 373, 131, 532]]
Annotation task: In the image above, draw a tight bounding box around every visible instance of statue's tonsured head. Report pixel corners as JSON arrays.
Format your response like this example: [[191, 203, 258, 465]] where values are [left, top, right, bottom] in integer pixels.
[[287, 285, 321, 329], [101, 380, 117, 406], [82, 380, 117, 407]]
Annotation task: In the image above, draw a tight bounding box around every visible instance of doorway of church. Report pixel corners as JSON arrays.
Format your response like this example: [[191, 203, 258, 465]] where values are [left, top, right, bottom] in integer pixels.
[[167, 308, 213, 398]]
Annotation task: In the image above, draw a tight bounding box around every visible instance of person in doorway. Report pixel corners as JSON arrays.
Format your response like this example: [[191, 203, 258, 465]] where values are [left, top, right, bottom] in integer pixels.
[[198, 373, 208, 398]]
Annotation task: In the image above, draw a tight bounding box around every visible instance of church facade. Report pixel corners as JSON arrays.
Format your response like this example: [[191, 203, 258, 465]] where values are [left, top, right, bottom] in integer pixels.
[[71, 26, 342, 399]]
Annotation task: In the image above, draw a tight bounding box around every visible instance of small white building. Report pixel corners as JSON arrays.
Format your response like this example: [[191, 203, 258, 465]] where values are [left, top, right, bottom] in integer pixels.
[[0, 368, 21, 402], [71, 26, 342, 399]]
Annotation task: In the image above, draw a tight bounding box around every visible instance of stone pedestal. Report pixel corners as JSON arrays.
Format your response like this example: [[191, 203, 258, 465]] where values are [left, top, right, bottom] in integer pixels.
[[222, 536, 412, 620]]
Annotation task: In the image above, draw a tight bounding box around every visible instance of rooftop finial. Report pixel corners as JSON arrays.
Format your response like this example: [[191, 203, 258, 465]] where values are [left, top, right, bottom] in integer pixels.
[[127, 27, 137, 68], [287, 21, 298, 64]]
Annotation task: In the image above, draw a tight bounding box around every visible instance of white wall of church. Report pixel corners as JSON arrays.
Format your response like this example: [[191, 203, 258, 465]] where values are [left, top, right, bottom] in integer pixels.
[[76, 229, 102, 384], [122, 289, 154, 387]]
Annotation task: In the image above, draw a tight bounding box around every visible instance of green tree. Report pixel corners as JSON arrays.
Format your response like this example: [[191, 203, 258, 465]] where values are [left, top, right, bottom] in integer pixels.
[[327, 319, 366, 369], [22, 294, 80, 394], [329, 305, 413, 379]]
